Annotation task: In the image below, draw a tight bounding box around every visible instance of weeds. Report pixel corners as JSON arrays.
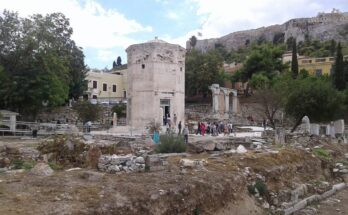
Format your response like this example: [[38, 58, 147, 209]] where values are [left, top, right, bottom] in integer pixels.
[[313, 148, 331, 161]]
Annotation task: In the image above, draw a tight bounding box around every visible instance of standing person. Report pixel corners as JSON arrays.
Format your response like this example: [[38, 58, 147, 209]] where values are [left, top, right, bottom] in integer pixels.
[[86, 121, 92, 133], [196, 122, 201, 135], [200, 122, 206, 136], [153, 129, 160, 144], [166, 122, 170, 134], [164, 114, 168, 126], [183, 125, 189, 144], [178, 121, 182, 135]]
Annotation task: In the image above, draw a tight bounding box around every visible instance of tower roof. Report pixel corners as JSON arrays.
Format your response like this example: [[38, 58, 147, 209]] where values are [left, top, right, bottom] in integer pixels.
[[146, 37, 168, 44]]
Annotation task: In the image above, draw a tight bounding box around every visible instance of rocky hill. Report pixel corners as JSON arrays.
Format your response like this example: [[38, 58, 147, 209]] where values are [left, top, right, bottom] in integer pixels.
[[188, 10, 348, 52]]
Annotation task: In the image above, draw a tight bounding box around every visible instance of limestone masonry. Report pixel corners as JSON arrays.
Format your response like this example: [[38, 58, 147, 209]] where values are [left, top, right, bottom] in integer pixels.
[[188, 10, 348, 52], [126, 38, 186, 129]]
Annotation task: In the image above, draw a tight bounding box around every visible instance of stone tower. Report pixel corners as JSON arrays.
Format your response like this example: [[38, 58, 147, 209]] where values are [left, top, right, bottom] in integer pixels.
[[126, 38, 186, 130]]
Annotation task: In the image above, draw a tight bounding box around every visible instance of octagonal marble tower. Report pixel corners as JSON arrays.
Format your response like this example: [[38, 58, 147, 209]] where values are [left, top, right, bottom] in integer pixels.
[[126, 38, 186, 130]]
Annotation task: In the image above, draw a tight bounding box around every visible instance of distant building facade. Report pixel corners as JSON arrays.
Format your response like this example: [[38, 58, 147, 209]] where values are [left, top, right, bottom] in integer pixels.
[[282, 52, 348, 76], [85, 68, 127, 104]]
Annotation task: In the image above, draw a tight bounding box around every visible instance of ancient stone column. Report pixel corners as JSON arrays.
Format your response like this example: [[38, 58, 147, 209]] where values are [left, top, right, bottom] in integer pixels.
[[113, 112, 117, 128], [221, 89, 230, 113], [209, 84, 220, 113], [232, 91, 238, 113]]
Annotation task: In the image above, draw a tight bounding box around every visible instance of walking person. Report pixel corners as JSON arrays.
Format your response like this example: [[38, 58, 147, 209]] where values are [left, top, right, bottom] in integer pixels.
[[183, 125, 189, 144], [178, 121, 182, 135]]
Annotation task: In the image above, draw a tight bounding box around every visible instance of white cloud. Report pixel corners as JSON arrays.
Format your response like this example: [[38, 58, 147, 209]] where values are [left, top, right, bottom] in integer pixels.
[[0, 0, 152, 49], [166, 11, 180, 20], [186, 0, 346, 39]]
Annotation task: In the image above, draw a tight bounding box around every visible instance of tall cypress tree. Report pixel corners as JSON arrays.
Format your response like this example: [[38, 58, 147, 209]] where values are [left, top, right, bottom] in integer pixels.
[[291, 39, 299, 78], [333, 42, 345, 90]]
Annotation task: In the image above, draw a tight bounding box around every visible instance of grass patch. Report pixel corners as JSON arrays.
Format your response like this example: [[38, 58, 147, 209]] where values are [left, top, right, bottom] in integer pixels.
[[313, 148, 331, 161], [10, 160, 36, 170], [155, 134, 186, 153]]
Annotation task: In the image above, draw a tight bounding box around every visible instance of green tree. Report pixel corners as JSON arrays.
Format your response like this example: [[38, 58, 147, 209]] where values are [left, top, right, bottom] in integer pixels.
[[73, 101, 101, 123], [272, 32, 285, 44], [285, 77, 344, 132], [333, 42, 346, 90], [286, 37, 295, 50], [291, 40, 299, 78], [250, 73, 291, 128], [117, 56, 122, 66], [189, 35, 197, 49], [241, 43, 286, 81], [113, 61, 117, 69], [0, 10, 86, 116], [185, 49, 225, 97]]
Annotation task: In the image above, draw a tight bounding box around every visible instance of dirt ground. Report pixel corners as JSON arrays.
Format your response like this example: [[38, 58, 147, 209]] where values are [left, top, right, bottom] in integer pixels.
[[0, 136, 348, 215], [317, 189, 348, 215]]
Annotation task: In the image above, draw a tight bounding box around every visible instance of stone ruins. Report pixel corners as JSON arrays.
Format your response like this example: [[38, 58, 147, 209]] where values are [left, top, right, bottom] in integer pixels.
[[126, 38, 186, 130], [209, 84, 239, 117]]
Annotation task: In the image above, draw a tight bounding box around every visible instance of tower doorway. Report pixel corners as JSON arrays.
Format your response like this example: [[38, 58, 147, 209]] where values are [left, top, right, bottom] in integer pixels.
[[160, 99, 171, 125]]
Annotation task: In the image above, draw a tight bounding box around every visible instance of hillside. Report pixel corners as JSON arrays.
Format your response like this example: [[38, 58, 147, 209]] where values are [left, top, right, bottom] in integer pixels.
[[188, 10, 348, 52]]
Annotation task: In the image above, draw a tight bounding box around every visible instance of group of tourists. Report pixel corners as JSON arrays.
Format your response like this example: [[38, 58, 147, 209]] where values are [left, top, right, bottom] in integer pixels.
[[195, 121, 234, 136]]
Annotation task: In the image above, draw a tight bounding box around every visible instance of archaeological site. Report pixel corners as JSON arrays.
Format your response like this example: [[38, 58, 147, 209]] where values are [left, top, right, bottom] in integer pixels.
[[1, 5, 348, 215]]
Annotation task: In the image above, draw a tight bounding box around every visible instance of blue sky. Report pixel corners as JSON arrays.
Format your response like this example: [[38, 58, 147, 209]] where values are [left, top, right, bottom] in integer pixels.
[[1, 0, 348, 69]]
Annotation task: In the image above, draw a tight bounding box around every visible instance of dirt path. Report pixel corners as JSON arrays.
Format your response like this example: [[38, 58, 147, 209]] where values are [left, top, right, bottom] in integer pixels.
[[317, 188, 348, 215]]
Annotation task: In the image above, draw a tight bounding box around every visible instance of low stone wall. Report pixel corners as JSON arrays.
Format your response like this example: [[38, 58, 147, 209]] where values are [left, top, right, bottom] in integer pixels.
[[98, 154, 145, 173]]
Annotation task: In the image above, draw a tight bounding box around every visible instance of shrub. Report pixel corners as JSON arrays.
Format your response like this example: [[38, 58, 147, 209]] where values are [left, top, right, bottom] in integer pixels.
[[254, 179, 268, 197], [73, 100, 102, 123], [155, 134, 186, 153], [248, 179, 268, 197]]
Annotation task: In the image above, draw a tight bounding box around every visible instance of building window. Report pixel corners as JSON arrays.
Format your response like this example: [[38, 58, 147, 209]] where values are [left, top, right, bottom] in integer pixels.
[[180, 67, 183, 71], [315, 58, 326, 62], [103, 83, 107, 91], [93, 81, 97, 89], [123, 91, 127, 99], [112, 85, 116, 92], [315, 69, 322, 77], [142, 64, 145, 69]]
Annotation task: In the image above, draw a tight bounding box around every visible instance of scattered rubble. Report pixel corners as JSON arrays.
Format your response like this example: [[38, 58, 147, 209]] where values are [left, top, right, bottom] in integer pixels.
[[179, 158, 207, 169], [237, 144, 247, 153], [30, 163, 54, 177]]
